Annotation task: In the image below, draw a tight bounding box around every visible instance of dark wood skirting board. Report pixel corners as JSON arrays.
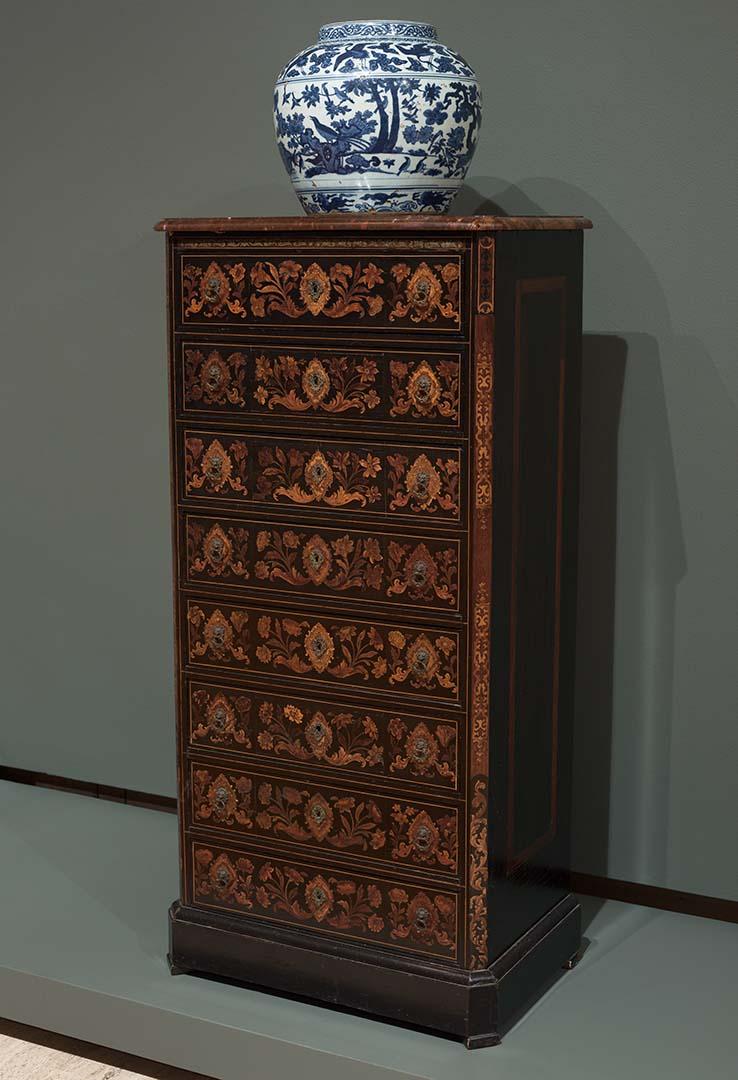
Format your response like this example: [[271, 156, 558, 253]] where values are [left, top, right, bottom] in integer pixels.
[[3, 770, 737, 928], [168, 894, 580, 1049], [0, 1018, 214, 1080], [570, 872, 738, 924], [0, 766, 177, 814]]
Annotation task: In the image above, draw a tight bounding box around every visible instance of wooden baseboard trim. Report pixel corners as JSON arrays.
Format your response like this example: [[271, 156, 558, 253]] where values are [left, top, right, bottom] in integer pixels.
[[571, 871, 738, 925], [0, 1016, 213, 1079], [0, 765, 177, 814], [2, 767, 735, 924]]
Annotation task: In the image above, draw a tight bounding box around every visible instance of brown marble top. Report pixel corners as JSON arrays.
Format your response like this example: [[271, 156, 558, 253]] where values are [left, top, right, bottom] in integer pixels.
[[154, 214, 592, 233]]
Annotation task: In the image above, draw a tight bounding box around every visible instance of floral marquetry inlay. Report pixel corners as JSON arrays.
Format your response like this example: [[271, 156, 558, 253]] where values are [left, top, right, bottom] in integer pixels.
[[253, 351, 380, 414], [179, 255, 463, 329], [389, 262, 460, 324], [256, 444, 381, 509], [387, 452, 460, 516], [191, 688, 251, 748], [191, 843, 458, 958], [255, 613, 459, 700], [185, 437, 248, 496], [467, 325, 494, 970], [187, 601, 459, 702], [389, 358, 459, 421], [190, 762, 458, 874], [188, 606, 249, 664], [251, 441, 463, 521], [187, 683, 459, 790], [185, 517, 460, 613], [388, 718, 457, 785], [181, 345, 462, 427], [161, 218, 592, 1028], [184, 349, 248, 408]]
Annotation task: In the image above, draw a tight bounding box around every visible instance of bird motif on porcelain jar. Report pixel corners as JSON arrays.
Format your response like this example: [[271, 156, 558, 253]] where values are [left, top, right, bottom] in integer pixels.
[[274, 21, 481, 213]]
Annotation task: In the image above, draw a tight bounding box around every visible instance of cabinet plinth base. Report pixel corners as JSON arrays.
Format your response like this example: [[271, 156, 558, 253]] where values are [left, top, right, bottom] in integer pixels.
[[169, 894, 580, 1047]]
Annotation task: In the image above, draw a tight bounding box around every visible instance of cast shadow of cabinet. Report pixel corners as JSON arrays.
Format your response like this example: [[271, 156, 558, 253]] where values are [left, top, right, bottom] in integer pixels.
[[457, 181, 685, 933]]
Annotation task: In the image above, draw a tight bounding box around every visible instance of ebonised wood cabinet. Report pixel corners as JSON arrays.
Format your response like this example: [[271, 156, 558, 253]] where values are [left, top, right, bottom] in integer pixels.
[[157, 213, 591, 1046]]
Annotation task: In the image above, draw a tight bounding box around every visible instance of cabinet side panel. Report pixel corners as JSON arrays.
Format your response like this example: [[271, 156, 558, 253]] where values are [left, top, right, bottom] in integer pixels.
[[166, 233, 187, 904], [508, 278, 566, 868], [489, 232, 583, 960]]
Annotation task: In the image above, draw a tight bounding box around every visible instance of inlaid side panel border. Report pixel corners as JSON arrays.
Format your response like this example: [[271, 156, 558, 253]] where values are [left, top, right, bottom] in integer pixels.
[[466, 304, 493, 970]]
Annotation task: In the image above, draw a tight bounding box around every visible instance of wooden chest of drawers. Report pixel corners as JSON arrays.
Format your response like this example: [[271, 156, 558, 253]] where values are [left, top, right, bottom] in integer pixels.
[[157, 213, 591, 1047]]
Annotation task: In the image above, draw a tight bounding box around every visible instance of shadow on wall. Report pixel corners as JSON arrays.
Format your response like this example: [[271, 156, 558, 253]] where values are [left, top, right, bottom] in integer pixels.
[[458, 180, 687, 893]]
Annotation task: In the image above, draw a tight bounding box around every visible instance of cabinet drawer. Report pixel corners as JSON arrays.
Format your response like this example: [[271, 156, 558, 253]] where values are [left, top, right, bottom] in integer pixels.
[[187, 757, 459, 879], [187, 837, 460, 961], [174, 248, 466, 333], [183, 598, 463, 705], [177, 340, 464, 434], [185, 678, 461, 794], [179, 428, 464, 525], [181, 513, 463, 617]]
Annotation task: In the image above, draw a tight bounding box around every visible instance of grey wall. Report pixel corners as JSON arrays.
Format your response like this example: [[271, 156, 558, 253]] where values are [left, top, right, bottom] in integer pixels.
[[1, 1, 735, 900]]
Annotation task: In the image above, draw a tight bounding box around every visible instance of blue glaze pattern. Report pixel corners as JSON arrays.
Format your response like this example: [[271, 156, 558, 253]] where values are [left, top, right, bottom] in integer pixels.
[[274, 20, 481, 214]]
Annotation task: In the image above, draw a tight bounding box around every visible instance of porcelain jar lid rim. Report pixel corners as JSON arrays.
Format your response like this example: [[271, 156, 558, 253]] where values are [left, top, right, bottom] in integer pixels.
[[317, 20, 438, 44]]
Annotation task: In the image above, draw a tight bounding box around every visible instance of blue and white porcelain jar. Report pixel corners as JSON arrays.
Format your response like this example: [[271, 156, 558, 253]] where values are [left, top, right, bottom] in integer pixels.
[[274, 20, 481, 213]]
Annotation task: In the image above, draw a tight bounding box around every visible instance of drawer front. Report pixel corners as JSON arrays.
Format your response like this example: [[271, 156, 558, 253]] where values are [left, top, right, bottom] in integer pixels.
[[188, 758, 459, 878], [180, 429, 464, 525], [187, 837, 459, 961], [184, 598, 462, 705], [185, 678, 460, 793], [182, 513, 463, 617], [175, 251, 465, 333], [178, 341, 464, 433]]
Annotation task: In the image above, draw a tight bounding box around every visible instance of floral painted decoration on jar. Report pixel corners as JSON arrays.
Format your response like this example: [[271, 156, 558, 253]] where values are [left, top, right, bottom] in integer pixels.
[[274, 21, 481, 213]]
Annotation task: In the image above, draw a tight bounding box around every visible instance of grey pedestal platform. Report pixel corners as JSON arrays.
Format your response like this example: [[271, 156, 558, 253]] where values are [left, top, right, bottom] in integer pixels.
[[0, 780, 736, 1080]]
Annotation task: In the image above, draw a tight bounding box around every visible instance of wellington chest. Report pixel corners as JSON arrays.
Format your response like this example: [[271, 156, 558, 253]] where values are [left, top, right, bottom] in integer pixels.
[[157, 213, 592, 1047]]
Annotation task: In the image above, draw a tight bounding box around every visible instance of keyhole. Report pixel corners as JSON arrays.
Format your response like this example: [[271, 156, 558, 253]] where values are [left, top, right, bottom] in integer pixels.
[[414, 280, 430, 303], [416, 375, 431, 401], [414, 906, 430, 929], [413, 648, 429, 672], [412, 560, 428, 586], [413, 737, 429, 762], [414, 826, 431, 851], [212, 706, 226, 731]]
